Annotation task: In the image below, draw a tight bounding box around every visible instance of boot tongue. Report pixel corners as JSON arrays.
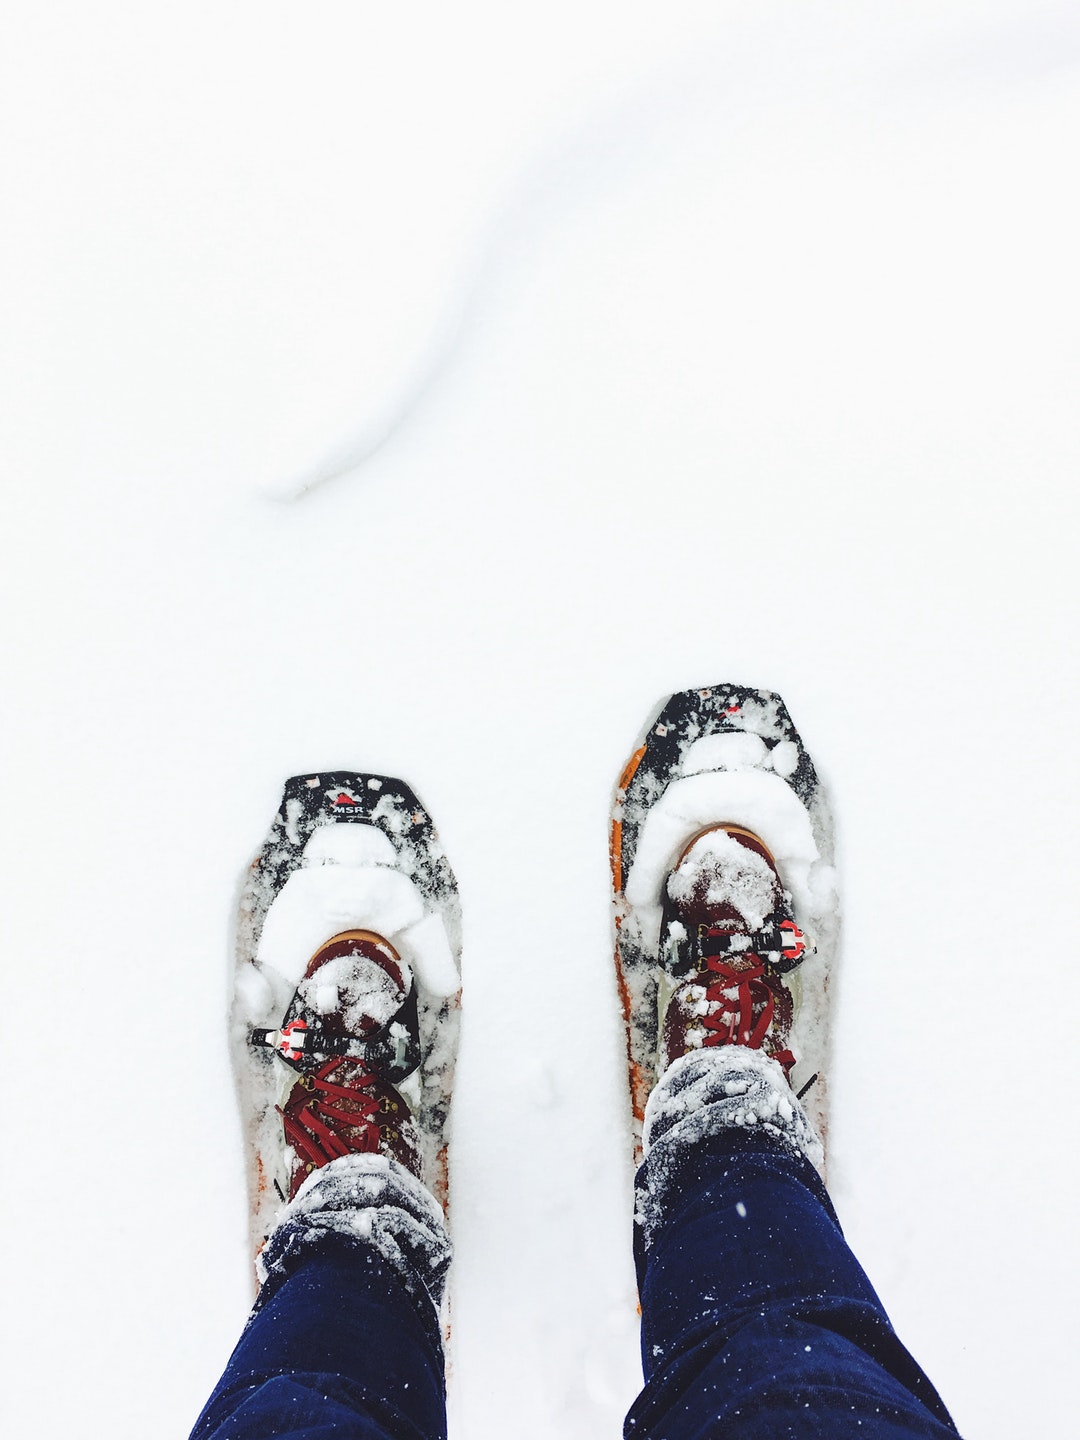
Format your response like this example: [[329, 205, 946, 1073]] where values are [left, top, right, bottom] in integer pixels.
[[667, 829, 781, 933]]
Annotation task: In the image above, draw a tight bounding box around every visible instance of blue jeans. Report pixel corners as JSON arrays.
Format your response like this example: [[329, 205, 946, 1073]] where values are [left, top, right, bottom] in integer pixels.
[[191, 1134, 959, 1439]]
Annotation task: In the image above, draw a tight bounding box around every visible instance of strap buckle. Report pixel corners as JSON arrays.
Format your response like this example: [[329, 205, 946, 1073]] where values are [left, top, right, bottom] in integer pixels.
[[697, 912, 812, 973]]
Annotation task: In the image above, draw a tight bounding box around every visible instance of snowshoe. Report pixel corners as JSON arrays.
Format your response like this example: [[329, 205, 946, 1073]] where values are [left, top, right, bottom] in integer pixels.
[[610, 685, 838, 1167], [231, 773, 461, 1269]]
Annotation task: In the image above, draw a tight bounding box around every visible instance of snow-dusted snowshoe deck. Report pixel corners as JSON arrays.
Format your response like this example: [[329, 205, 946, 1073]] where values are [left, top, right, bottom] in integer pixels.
[[610, 685, 838, 1168], [232, 772, 461, 1271]]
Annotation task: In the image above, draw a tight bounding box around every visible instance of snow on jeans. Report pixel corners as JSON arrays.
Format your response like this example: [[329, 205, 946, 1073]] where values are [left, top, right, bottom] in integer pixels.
[[189, 1155, 451, 1440], [190, 1054, 960, 1440]]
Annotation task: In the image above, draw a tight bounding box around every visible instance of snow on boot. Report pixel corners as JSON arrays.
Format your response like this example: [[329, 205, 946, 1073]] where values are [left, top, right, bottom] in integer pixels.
[[610, 685, 838, 1169], [255, 1152, 452, 1312], [232, 773, 461, 1274], [635, 1048, 825, 1247]]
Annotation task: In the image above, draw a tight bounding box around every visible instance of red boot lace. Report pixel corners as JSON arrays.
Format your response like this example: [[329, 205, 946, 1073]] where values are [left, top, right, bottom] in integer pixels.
[[698, 951, 795, 1075], [277, 1058, 386, 1169]]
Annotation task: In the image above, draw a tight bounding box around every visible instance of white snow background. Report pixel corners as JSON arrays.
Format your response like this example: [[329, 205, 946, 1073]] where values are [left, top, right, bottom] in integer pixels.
[[2, 3, 1078, 1436]]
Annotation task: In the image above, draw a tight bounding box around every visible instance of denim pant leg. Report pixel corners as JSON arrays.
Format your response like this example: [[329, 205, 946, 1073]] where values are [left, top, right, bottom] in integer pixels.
[[627, 1130, 960, 1440], [190, 1240, 446, 1440], [191, 1155, 450, 1440]]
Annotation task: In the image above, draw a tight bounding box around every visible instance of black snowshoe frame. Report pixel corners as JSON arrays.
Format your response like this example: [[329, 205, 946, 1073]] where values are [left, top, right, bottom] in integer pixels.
[[611, 684, 835, 1156], [233, 770, 461, 1262]]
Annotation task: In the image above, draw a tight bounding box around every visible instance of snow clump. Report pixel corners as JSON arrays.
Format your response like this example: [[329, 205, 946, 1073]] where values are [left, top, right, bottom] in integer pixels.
[[256, 1153, 451, 1313], [296, 951, 407, 1031], [667, 828, 779, 929]]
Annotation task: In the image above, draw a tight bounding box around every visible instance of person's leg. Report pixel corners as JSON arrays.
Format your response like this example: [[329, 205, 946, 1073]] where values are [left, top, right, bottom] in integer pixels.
[[191, 1154, 451, 1440], [196, 772, 464, 1440], [626, 1050, 959, 1439], [611, 689, 962, 1436]]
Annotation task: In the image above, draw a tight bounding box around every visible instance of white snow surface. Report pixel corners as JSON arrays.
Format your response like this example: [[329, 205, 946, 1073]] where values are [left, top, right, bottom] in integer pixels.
[[626, 768, 828, 951], [255, 868, 425, 996], [302, 821, 399, 867], [246, 858, 459, 1037], [3, 6, 1079, 1439], [679, 732, 770, 776]]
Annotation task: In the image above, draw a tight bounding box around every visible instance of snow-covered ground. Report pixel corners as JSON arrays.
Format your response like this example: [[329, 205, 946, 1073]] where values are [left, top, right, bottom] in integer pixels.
[[3, 4, 1078, 1436]]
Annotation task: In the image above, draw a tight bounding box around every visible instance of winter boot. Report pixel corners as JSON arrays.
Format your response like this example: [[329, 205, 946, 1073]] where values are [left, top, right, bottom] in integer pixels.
[[658, 824, 805, 1076], [254, 930, 425, 1198]]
